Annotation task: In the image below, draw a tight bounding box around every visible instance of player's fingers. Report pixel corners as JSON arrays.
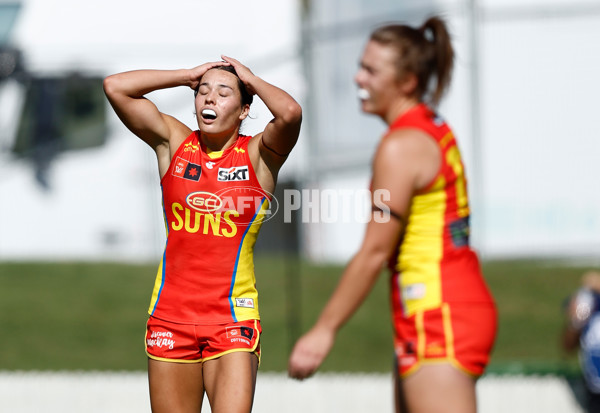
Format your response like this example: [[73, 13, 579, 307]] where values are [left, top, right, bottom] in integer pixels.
[[221, 55, 239, 63], [288, 362, 314, 380], [288, 350, 319, 379]]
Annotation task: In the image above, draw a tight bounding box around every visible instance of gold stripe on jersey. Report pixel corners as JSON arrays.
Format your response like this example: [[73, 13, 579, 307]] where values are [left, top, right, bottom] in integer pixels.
[[207, 149, 224, 159], [149, 253, 165, 314], [442, 303, 455, 359], [396, 186, 446, 316], [445, 145, 470, 218], [228, 197, 270, 321], [148, 198, 169, 315]]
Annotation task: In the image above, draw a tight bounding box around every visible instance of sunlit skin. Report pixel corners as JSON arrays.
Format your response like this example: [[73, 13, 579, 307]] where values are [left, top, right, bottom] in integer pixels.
[[287, 39, 442, 383], [194, 68, 249, 150], [354, 40, 419, 125], [289, 30, 479, 413], [104, 54, 301, 413]]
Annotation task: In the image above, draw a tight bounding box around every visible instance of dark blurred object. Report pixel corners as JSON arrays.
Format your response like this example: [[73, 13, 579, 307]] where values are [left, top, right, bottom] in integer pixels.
[[0, 2, 23, 79], [0, 46, 23, 79], [11, 75, 107, 189]]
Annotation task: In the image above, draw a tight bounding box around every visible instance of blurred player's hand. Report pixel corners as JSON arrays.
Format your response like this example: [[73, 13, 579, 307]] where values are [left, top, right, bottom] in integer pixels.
[[583, 271, 600, 293], [288, 325, 335, 380]]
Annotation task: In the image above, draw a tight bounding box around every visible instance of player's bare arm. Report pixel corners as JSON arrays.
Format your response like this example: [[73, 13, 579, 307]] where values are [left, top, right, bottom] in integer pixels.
[[288, 130, 438, 380], [222, 55, 302, 191], [103, 62, 227, 176]]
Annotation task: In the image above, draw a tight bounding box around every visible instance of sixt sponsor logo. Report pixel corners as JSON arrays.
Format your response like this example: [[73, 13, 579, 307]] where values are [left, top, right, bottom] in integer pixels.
[[218, 166, 249, 182]]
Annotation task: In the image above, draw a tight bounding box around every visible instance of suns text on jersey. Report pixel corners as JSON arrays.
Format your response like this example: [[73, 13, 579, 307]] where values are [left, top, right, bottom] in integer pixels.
[[170, 202, 238, 237]]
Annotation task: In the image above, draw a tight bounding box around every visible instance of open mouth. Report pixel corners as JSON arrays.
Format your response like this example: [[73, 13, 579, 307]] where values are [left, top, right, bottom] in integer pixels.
[[201, 108, 217, 120], [357, 88, 370, 100]]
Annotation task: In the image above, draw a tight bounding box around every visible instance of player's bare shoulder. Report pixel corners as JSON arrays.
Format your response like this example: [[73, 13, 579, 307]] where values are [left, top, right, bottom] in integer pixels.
[[377, 128, 437, 164], [159, 114, 191, 152], [375, 128, 441, 190], [152, 113, 193, 178]]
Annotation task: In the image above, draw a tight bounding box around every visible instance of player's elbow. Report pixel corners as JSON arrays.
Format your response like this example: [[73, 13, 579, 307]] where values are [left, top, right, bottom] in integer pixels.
[[103, 75, 117, 97], [102, 74, 125, 99], [281, 101, 302, 126]]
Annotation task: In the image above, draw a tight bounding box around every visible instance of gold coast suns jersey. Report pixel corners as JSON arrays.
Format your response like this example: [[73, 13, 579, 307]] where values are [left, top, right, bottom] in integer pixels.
[[148, 132, 270, 324], [387, 104, 494, 318]]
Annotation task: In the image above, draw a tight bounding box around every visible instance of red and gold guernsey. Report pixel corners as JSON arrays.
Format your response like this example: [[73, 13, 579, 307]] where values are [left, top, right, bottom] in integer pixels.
[[387, 104, 494, 319], [148, 131, 271, 324]]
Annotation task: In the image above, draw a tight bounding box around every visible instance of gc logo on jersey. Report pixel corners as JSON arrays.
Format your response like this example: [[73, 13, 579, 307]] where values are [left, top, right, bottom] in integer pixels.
[[218, 166, 249, 182], [186, 191, 223, 213]]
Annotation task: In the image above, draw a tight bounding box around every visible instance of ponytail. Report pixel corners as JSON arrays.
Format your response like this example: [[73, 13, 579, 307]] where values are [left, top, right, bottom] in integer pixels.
[[370, 15, 454, 106], [419, 16, 454, 106]]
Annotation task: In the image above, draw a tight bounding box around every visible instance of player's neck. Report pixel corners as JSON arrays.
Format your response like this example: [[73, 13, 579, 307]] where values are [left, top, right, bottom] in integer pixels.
[[384, 98, 420, 125], [200, 129, 239, 152]]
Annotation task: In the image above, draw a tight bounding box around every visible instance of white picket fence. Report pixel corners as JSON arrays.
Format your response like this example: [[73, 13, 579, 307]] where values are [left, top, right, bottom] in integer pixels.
[[0, 371, 585, 413]]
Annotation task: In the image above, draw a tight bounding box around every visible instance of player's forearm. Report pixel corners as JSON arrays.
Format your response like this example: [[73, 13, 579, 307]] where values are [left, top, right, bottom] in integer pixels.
[[250, 76, 302, 125], [104, 69, 192, 99], [314, 250, 385, 333]]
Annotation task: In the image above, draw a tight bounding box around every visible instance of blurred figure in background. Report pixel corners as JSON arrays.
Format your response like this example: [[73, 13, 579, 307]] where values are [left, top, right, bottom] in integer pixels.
[[563, 271, 600, 413], [104, 56, 301, 413], [288, 16, 497, 413]]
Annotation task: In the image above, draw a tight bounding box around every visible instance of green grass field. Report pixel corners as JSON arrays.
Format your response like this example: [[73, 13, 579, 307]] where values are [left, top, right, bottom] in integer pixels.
[[0, 257, 591, 374]]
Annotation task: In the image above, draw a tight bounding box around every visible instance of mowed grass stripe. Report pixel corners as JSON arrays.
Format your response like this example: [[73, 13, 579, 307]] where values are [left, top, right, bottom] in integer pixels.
[[0, 258, 590, 373]]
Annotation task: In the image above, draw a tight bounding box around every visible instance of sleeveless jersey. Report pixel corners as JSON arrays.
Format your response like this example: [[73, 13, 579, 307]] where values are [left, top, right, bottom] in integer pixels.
[[575, 288, 600, 393], [148, 131, 270, 324], [387, 104, 494, 318]]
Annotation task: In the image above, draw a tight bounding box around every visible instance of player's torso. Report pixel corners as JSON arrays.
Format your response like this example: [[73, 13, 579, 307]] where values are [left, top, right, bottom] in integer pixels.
[[149, 132, 271, 324], [387, 104, 492, 317]]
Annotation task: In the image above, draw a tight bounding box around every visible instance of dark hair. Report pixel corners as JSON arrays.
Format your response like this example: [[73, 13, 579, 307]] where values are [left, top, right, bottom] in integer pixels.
[[195, 65, 254, 107], [370, 16, 454, 106]]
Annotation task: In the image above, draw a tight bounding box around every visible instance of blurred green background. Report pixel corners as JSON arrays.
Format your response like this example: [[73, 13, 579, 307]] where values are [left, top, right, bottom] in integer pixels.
[[0, 257, 588, 374]]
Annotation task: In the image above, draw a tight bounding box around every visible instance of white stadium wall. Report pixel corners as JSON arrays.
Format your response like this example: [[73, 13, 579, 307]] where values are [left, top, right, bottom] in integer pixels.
[[0, 0, 306, 262], [300, 0, 600, 263], [0, 0, 599, 262]]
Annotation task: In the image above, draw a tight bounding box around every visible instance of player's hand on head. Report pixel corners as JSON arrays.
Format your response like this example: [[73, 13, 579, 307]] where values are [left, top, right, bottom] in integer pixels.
[[188, 61, 230, 91], [288, 326, 335, 380], [220, 55, 257, 95]]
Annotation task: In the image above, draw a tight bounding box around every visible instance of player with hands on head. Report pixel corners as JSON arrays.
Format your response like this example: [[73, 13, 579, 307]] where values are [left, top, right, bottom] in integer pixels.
[[288, 16, 496, 413], [104, 55, 301, 413]]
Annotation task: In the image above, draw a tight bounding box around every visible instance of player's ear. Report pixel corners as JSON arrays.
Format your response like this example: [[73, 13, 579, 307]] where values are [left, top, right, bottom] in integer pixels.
[[239, 104, 250, 120], [400, 73, 418, 96]]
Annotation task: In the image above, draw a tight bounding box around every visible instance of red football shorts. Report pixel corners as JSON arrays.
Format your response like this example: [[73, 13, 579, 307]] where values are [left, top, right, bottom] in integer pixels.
[[393, 303, 497, 377], [145, 316, 261, 363]]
